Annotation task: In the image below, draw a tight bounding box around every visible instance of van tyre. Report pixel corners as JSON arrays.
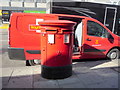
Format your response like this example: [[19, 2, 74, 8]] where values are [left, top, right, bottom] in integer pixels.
[[107, 48, 120, 60], [26, 60, 41, 66]]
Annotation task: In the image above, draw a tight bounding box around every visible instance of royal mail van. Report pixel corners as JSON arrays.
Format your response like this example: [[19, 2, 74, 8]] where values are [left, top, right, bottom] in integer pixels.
[[8, 13, 120, 66]]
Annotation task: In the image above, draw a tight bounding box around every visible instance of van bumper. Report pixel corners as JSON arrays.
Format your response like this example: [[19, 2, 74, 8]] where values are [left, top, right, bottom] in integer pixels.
[[8, 47, 26, 60]]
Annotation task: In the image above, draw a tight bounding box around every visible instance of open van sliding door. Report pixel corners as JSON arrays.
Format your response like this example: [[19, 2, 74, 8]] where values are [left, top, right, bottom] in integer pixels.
[[104, 7, 117, 33]]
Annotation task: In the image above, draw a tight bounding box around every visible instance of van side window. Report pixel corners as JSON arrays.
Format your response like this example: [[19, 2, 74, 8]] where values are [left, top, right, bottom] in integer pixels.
[[87, 21, 109, 38]]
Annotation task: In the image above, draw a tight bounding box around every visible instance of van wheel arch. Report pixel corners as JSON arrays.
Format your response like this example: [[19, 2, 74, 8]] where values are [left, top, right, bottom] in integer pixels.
[[26, 59, 41, 66], [107, 47, 120, 60]]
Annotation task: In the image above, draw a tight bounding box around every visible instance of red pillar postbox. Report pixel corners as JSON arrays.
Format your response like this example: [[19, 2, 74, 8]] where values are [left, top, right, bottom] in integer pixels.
[[39, 20, 76, 79]]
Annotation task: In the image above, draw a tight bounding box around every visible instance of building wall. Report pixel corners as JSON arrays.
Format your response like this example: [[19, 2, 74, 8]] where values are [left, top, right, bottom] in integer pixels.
[[0, 0, 47, 11], [0, 0, 47, 21]]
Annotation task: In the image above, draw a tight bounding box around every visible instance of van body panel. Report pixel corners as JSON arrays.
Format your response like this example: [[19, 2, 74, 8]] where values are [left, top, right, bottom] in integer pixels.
[[9, 13, 58, 60]]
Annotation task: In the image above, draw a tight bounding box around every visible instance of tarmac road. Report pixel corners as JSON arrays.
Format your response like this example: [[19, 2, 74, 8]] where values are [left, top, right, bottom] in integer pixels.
[[1, 26, 120, 89]]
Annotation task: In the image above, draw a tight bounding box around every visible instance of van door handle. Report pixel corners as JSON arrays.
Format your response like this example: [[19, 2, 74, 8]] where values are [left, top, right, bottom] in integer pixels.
[[86, 38, 91, 41]]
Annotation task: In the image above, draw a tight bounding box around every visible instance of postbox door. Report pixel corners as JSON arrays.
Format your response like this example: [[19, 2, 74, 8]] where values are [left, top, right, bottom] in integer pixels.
[[44, 34, 72, 67]]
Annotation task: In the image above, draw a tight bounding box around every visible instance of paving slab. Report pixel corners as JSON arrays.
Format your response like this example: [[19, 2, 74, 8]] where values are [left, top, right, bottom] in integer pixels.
[[6, 75, 33, 88], [33, 65, 47, 82], [4, 66, 34, 88], [32, 65, 60, 88], [112, 67, 120, 73], [34, 80, 59, 88], [57, 73, 79, 85], [60, 81, 86, 88], [88, 79, 118, 88], [57, 71, 86, 88], [0, 77, 2, 90], [0, 67, 2, 90], [2, 68, 14, 88], [76, 72, 104, 85]]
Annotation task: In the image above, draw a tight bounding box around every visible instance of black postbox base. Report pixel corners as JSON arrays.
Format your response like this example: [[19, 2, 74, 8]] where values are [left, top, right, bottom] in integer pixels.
[[41, 64, 72, 79]]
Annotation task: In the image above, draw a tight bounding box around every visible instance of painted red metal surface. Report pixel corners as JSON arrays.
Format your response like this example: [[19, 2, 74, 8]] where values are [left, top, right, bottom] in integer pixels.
[[39, 20, 76, 67]]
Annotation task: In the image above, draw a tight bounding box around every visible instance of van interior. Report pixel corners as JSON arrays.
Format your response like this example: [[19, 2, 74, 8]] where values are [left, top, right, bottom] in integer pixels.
[[59, 16, 83, 54]]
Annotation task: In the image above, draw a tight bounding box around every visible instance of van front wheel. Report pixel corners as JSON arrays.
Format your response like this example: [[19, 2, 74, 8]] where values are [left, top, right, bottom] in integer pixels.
[[107, 48, 120, 60], [26, 60, 41, 66]]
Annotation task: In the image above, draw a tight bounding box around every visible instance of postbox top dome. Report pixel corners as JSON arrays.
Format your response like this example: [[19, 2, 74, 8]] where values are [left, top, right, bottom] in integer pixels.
[[38, 20, 76, 26]]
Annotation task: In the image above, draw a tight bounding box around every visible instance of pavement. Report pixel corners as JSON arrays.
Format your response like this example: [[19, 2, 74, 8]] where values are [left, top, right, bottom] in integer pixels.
[[0, 24, 120, 89], [2, 59, 120, 88]]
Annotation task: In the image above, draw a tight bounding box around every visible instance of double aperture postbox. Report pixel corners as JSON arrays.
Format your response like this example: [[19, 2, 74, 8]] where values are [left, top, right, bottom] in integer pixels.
[[38, 20, 76, 79]]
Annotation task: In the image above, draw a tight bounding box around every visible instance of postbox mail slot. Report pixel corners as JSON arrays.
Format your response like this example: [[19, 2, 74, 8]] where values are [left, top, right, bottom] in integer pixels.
[[46, 29, 57, 34], [46, 29, 57, 31], [64, 34, 70, 43]]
